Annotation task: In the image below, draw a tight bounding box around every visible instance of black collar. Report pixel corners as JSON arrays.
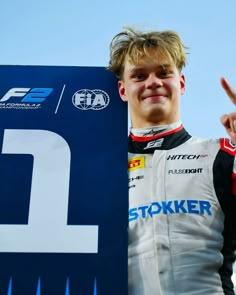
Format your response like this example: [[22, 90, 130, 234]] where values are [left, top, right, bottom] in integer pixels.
[[128, 125, 191, 154]]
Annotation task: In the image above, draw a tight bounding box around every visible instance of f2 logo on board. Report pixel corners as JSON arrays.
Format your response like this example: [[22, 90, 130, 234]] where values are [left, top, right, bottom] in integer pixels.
[[0, 88, 53, 103]]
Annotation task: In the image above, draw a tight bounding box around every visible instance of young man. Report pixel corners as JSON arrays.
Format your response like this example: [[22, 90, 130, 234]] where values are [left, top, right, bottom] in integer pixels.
[[108, 27, 236, 294]]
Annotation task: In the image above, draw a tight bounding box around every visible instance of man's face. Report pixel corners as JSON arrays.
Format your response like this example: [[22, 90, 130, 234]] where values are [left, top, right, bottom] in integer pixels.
[[118, 52, 185, 128]]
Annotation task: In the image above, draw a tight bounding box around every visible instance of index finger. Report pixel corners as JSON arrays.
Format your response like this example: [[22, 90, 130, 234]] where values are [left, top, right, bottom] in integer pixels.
[[220, 77, 236, 105]]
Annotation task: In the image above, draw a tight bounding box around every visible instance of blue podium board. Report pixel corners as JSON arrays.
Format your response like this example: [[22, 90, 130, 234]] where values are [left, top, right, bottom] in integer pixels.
[[0, 65, 128, 295]]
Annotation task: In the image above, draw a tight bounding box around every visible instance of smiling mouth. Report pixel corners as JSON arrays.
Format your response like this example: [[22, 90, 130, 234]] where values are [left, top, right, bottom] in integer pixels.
[[143, 95, 167, 100]]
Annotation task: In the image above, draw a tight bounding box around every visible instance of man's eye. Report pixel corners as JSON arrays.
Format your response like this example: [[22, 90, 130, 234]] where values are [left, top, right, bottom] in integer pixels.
[[134, 74, 145, 80], [160, 70, 171, 77], [135, 75, 142, 79], [160, 71, 168, 76]]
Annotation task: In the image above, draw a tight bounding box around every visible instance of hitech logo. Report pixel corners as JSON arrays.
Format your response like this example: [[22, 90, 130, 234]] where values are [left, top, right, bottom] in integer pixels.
[[167, 154, 208, 160], [72, 89, 110, 110], [0, 88, 53, 109]]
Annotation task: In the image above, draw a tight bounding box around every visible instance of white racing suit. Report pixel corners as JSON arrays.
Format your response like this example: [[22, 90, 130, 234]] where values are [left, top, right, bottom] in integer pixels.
[[128, 122, 236, 295]]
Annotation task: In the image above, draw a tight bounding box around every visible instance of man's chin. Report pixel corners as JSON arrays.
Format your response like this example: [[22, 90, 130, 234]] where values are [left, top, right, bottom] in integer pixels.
[[142, 110, 169, 125]]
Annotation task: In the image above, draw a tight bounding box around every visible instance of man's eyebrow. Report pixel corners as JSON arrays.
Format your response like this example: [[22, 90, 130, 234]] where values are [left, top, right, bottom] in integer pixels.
[[159, 64, 172, 70], [130, 64, 172, 73], [129, 67, 145, 73]]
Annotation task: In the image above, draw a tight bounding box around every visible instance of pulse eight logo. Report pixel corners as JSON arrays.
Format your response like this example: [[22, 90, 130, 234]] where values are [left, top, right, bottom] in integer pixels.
[[0, 88, 53, 109], [72, 89, 110, 110]]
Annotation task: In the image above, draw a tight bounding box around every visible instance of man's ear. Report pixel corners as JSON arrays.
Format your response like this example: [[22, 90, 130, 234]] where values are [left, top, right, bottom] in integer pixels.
[[118, 80, 128, 102], [180, 74, 186, 95]]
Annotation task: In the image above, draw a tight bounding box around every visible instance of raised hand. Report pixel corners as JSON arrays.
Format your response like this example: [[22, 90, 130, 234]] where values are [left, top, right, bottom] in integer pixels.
[[220, 77, 236, 144]]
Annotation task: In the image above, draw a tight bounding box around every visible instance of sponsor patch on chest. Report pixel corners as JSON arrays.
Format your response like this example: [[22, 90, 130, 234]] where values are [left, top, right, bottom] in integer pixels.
[[128, 156, 145, 171], [129, 199, 212, 222]]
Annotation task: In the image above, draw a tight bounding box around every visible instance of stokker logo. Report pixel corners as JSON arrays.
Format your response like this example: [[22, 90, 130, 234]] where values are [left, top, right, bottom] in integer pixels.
[[0, 88, 53, 109], [72, 89, 110, 110], [129, 199, 212, 222], [167, 154, 208, 160], [128, 156, 145, 171]]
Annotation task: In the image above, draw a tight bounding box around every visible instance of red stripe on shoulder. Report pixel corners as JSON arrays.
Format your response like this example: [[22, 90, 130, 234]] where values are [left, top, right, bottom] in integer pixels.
[[130, 125, 183, 142], [220, 138, 236, 156]]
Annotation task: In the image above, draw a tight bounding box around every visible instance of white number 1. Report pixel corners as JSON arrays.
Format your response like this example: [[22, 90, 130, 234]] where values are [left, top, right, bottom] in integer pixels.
[[0, 129, 98, 253]]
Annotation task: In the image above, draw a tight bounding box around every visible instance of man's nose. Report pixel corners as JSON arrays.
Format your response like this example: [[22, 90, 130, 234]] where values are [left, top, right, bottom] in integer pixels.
[[146, 74, 162, 88]]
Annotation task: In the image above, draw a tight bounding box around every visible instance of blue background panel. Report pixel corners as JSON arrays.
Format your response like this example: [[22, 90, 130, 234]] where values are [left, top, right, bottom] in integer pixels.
[[0, 65, 128, 295]]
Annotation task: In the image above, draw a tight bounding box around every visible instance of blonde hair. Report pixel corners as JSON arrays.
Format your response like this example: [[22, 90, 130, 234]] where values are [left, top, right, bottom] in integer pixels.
[[108, 26, 188, 79]]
